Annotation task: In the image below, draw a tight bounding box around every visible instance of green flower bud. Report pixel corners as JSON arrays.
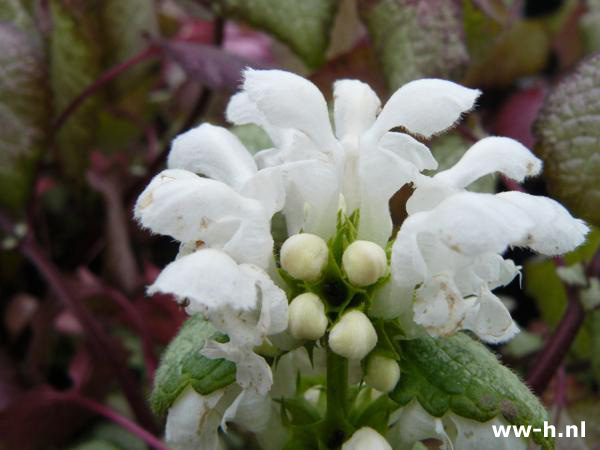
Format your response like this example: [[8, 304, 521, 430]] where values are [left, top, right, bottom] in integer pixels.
[[364, 355, 400, 393]]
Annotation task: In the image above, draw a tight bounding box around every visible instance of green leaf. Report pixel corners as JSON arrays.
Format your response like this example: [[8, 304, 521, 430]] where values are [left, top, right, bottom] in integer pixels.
[[0, 0, 38, 37], [101, 0, 158, 93], [359, 0, 468, 90], [581, 0, 600, 55], [391, 333, 553, 449], [0, 23, 49, 209], [279, 397, 322, 426], [230, 124, 273, 155], [149, 314, 236, 416], [463, 1, 551, 87], [50, 0, 102, 177], [214, 0, 337, 68], [533, 54, 600, 226]]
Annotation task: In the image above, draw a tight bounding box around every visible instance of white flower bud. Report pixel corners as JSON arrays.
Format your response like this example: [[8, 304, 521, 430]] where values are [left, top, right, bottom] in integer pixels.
[[342, 240, 387, 287], [364, 355, 400, 393], [280, 233, 329, 282], [342, 427, 392, 450], [288, 293, 328, 340], [328, 310, 377, 360]]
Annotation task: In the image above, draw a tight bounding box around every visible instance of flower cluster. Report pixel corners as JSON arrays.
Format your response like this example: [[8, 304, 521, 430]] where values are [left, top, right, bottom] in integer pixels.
[[135, 69, 588, 449]]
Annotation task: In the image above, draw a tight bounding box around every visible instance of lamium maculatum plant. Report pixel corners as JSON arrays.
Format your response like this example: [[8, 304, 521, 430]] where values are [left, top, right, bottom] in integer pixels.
[[135, 69, 588, 450]]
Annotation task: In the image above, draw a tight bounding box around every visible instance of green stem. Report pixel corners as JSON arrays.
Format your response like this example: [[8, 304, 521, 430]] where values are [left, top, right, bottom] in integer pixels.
[[324, 345, 351, 448]]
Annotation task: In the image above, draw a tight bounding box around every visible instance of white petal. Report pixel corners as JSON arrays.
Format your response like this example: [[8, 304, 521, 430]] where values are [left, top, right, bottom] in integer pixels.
[[405, 174, 458, 214], [342, 427, 392, 450], [333, 79, 381, 140], [402, 192, 534, 256], [446, 414, 528, 450], [226, 92, 283, 147], [464, 289, 519, 344], [242, 69, 338, 150], [223, 389, 271, 432], [388, 401, 453, 450], [148, 249, 258, 310], [414, 276, 473, 337], [390, 228, 429, 288], [280, 160, 341, 239], [165, 387, 225, 450], [255, 130, 327, 169], [378, 132, 438, 171], [434, 137, 541, 189], [134, 169, 273, 267], [239, 263, 289, 336], [358, 147, 417, 245], [365, 78, 480, 143], [454, 253, 519, 296], [202, 341, 273, 395], [497, 191, 589, 255], [240, 167, 285, 218], [413, 283, 450, 330], [168, 123, 257, 190]]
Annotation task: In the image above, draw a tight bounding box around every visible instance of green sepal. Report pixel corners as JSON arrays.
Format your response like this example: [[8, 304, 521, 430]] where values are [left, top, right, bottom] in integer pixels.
[[391, 333, 553, 449], [349, 393, 394, 435], [278, 397, 322, 426], [149, 315, 236, 416]]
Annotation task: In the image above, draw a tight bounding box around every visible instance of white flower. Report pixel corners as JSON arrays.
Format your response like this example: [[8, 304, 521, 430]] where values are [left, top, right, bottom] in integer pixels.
[[342, 427, 392, 450], [227, 69, 480, 244], [390, 137, 589, 342], [134, 123, 284, 268], [166, 386, 271, 450], [165, 387, 229, 450], [387, 401, 528, 450], [148, 248, 288, 394]]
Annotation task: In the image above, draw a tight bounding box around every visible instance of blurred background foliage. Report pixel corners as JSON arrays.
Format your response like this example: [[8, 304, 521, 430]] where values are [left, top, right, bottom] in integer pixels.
[[0, 0, 599, 449]]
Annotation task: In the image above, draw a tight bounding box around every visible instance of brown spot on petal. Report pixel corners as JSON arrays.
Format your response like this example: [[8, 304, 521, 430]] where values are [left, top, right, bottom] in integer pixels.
[[527, 161, 534, 173], [138, 192, 153, 209]]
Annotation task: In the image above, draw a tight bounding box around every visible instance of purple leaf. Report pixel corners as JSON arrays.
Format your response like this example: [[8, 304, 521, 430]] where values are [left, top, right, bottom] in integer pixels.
[[160, 39, 260, 90]]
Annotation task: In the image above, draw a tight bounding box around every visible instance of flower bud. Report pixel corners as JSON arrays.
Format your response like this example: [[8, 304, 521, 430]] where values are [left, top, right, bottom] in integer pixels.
[[288, 293, 328, 340], [364, 355, 400, 393], [342, 427, 392, 450], [280, 233, 329, 282], [328, 310, 377, 360], [342, 240, 387, 287]]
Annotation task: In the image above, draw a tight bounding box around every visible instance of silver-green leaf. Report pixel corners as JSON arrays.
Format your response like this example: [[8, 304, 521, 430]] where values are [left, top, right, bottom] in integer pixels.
[[359, 0, 468, 90], [533, 54, 600, 227], [391, 333, 553, 450], [149, 314, 236, 416], [0, 22, 49, 209]]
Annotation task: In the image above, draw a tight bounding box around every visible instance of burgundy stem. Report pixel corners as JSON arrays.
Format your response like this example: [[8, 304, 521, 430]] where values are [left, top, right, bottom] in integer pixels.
[[68, 393, 168, 450], [0, 213, 158, 432], [527, 284, 585, 395], [53, 46, 160, 131]]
